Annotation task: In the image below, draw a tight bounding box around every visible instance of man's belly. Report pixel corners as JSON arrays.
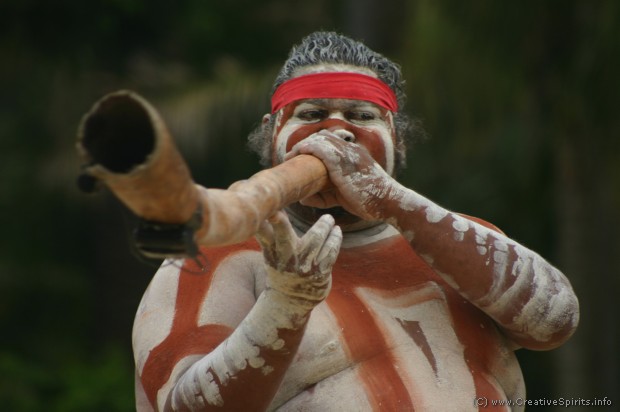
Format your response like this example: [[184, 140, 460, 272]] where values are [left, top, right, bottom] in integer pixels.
[[269, 282, 524, 411], [275, 356, 514, 411], [277, 366, 399, 411]]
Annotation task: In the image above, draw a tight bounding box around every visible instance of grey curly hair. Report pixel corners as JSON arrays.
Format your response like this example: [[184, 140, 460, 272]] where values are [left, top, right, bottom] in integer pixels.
[[248, 31, 420, 175]]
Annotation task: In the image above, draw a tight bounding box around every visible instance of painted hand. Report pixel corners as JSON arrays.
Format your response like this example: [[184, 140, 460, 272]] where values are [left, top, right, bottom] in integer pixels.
[[285, 131, 399, 221], [256, 211, 342, 310]]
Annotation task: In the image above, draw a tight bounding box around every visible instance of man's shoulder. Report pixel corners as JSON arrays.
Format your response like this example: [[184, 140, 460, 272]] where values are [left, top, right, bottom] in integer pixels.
[[151, 238, 262, 282], [185, 237, 263, 275]]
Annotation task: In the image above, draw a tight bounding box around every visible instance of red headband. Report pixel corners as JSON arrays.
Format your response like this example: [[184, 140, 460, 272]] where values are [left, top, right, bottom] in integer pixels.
[[271, 72, 398, 114]]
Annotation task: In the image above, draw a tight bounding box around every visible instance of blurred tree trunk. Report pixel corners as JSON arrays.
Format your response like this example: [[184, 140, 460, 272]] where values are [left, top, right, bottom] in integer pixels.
[[551, 28, 620, 402], [342, 0, 410, 55], [554, 134, 620, 400], [542, 2, 620, 401]]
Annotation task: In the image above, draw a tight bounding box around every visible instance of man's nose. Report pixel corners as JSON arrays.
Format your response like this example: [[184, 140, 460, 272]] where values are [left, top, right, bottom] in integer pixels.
[[324, 120, 356, 142], [327, 128, 356, 142]]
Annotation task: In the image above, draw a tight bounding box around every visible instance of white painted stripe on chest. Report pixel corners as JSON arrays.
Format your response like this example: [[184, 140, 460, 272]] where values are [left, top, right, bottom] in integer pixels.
[[133, 262, 181, 374], [197, 250, 262, 327]]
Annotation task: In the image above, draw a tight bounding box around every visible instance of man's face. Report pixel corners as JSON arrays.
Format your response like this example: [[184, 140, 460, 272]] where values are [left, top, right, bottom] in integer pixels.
[[270, 97, 397, 175]]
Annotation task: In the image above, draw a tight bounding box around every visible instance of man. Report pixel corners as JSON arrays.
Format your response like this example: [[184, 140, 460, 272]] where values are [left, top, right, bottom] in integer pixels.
[[132, 31, 579, 411]]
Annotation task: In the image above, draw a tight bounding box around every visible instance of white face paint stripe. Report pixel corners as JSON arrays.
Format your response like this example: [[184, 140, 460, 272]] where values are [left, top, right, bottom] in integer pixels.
[[380, 129, 395, 175], [274, 122, 301, 164], [272, 110, 288, 164], [273, 111, 395, 175], [381, 112, 396, 175]]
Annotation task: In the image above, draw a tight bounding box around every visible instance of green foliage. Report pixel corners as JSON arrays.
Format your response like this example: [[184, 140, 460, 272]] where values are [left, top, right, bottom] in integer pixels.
[[0, 346, 134, 411]]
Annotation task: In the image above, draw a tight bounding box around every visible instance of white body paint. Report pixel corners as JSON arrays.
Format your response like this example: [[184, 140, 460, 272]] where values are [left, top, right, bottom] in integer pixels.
[[133, 262, 180, 376]]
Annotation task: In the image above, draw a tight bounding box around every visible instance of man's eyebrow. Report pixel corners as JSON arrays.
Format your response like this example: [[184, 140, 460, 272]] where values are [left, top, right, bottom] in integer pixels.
[[295, 99, 327, 107], [300, 98, 378, 109]]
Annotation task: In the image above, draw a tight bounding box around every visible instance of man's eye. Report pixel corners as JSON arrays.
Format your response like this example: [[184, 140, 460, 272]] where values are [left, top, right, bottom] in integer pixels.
[[347, 111, 376, 122], [297, 110, 327, 121]]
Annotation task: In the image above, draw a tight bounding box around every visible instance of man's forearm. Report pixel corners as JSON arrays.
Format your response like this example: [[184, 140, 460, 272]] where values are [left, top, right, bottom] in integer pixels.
[[383, 184, 579, 350], [168, 290, 310, 411]]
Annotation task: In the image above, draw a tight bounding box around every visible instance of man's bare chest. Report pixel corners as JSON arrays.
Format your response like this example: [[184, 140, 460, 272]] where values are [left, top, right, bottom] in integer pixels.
[[271, 239, 526, 409], [272, 279, 497, 408], [264, 235, 523, 409]]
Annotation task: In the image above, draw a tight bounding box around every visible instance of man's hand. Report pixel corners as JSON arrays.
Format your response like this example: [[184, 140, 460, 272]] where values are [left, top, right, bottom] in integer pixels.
[[256, 211, 342, 310], [285, 131, 400, 221]]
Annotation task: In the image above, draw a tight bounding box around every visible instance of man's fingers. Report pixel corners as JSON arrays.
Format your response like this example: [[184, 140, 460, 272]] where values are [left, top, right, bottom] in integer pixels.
[[255, 219, 274, 247], [255, 218, 277, 262], [259, 212, 341, 277], [299, 191, 340, 209], [318, 225, 343, 273], [268, 211, 297, 259], [256, 211, 296, 262], [299, 214, 336, 264]]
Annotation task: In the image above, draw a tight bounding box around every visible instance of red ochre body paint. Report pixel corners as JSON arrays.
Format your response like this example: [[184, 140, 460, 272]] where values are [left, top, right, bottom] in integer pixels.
[[140, 232, 510, 410]]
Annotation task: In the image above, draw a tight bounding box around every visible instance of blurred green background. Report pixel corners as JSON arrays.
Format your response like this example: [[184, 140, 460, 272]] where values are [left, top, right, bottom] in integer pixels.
[[1, 1, 618, 410]]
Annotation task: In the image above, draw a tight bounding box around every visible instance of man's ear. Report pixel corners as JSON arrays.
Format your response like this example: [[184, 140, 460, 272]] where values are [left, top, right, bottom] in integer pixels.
[[262, 113, 271, 126]]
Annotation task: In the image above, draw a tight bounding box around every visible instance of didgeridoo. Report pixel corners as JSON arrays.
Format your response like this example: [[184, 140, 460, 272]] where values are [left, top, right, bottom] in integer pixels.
[[76, 90, 329, 257]]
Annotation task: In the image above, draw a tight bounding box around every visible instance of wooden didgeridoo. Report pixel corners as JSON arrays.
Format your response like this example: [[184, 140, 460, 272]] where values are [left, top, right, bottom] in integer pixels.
[[76, 90, 329, 255]]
